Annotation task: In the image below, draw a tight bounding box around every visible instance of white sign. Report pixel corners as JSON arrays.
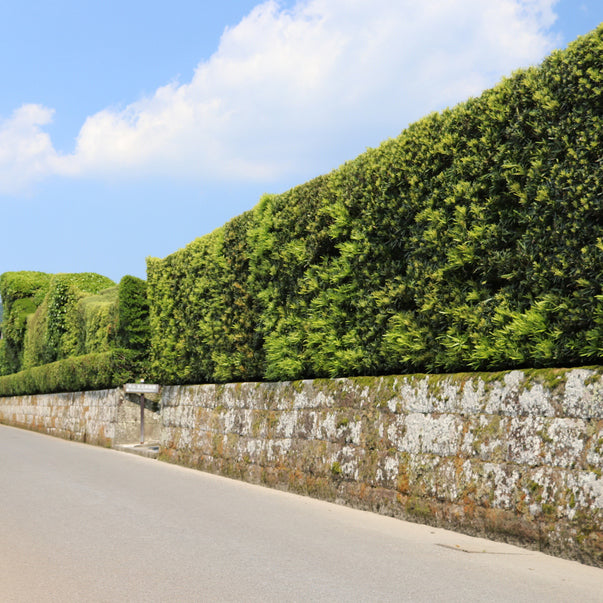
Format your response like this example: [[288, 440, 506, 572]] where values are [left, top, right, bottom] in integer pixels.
[[124, 383, 160, 394]]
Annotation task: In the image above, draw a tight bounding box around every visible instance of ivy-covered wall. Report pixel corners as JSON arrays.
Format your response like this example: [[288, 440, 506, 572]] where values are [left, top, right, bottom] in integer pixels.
[[147, 26, 602, 385]]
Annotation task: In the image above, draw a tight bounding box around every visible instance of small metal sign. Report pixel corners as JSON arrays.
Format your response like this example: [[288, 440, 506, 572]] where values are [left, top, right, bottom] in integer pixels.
[[124, 383, 160, 394]]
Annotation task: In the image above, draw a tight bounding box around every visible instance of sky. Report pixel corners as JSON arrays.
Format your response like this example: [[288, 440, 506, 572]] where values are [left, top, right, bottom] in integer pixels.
[[1, 0, 601, 284]]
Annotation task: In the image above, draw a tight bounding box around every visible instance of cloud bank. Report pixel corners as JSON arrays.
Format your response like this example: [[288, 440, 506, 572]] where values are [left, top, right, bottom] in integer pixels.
[[0, 0, 559, 194]]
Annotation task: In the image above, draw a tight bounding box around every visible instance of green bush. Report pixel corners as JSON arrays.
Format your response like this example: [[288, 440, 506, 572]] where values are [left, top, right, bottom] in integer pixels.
[[147, 210, 266, 384], [0, 340, 8, 376], [3, 28, 601, 391], [0, 269, 156, 395], [148, 227, 226, 383], [147, 26, 602, 384], [0, 349, 141, 397], [78, 286, 119, 354], [0, 272, 51, 375], [19, 273, 115, 369], [0, 272, 156, 393], [116, 275, 149, 353]]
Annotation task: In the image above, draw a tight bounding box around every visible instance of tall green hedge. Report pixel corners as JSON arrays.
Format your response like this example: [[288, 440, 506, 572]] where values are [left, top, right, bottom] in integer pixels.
[[0, 272, 152, 394], [78, 286, 119, 354], [147, 26, 602, 384], [116, 275, 150, 354], [19, 273, 116, 369], [147, 213, 263, 384], [0, 272, 52, 375]]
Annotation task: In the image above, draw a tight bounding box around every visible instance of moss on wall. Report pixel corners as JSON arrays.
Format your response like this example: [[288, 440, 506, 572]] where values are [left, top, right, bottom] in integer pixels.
[[158, 366, 603, 567]]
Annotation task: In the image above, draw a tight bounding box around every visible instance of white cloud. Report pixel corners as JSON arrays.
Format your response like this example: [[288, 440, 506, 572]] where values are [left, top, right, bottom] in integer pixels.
[[1, 0, 560, 193], [0, 104, 60, 194]]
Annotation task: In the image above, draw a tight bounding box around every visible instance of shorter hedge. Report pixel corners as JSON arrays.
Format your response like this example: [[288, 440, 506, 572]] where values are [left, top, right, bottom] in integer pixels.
[[0, 349, 141, 397]]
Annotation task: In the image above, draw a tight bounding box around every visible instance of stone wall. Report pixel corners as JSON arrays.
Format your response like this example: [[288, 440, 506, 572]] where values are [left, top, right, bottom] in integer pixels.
[[0, 389, 161, 446], [159, 367, 603, 567]]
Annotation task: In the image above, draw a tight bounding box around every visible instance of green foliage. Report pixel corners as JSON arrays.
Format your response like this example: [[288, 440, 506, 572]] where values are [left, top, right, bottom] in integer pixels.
[[20, 273, 116, 369], [0, 349, 141, 396], [0, 272, 51, 375], [211, 211, 264, 382], [0, 340, 8, 376], [147, 25, 602, 384], [3, 27, 601, 392], [0, 269, 155, 395], [148, 218, 263, 384], [78, 286, 119, 354], [0, 271, 52, 306], [116, 276, 149, 353]]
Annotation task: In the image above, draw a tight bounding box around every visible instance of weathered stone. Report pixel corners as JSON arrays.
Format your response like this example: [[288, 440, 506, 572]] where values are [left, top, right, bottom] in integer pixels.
[[0, 389, 161, 446], [153, 367, 602, 567]]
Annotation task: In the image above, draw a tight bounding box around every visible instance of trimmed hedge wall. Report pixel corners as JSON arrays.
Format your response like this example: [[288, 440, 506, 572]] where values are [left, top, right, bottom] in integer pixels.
[[0, 271, 51, 375], [147, 211, 264, 384], [21, 273, 116, 370], [0, 349, 140, 396], [147, 26, 602, 384], [0, 272, 152, 394], [2, 27, 601, 392], [116, 275, 150, 354], [77, 286, 119, 355]]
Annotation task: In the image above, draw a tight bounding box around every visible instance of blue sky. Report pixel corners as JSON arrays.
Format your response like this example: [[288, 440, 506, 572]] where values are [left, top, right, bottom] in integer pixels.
[[1, 0, 601, 284]]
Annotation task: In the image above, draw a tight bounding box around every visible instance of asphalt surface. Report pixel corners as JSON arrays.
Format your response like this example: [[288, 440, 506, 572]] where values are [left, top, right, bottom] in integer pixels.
[[0, 424, 601, 602]]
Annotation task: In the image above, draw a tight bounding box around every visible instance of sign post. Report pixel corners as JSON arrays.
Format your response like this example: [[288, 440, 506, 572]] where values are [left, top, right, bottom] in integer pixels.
[[124, 383, 161, 444], [140, 394, 145, 444]]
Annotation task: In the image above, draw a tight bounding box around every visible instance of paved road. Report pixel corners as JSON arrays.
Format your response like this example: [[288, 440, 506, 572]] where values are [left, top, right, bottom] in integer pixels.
[[0, 424, 601, 602]]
